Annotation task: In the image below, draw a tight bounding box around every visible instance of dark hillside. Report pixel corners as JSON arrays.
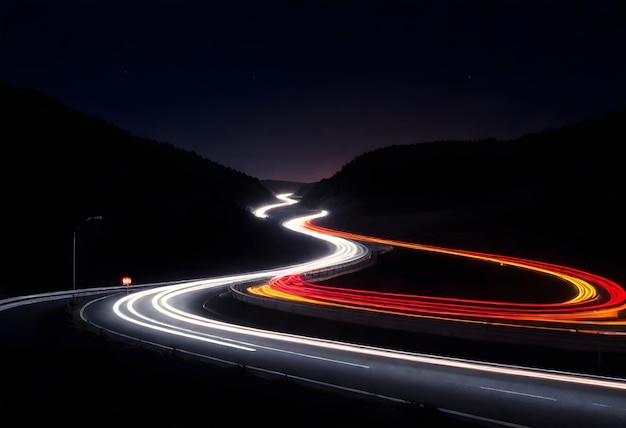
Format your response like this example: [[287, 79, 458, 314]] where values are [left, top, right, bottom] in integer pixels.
[[0, 83, 327, 297], [300, 110, 626, 281]]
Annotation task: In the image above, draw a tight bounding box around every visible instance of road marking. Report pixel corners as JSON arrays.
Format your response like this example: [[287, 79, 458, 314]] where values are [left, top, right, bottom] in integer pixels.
[[480, 386, 557, 401], [592, 403, 612, 408], [259, 345, 370, 368], [439, 408, 532, 428], [250, 366, 402, 401]]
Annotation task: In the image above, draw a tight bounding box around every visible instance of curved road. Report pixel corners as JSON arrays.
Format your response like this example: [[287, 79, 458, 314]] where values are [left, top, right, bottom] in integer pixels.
[[79, 194, 626, 428]]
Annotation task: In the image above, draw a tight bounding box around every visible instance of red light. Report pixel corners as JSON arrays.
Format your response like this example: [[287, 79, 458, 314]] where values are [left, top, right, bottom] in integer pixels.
[[246, 221, 626, 330]]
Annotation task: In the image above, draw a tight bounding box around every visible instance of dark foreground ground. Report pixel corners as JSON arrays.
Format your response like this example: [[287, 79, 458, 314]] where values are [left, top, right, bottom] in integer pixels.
[[0, 300, 484, 428]]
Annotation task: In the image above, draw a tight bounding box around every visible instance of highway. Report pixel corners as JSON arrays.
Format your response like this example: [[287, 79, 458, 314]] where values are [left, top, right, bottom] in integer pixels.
[[251, 220, 626, 329], [78, 193, 626, 428]]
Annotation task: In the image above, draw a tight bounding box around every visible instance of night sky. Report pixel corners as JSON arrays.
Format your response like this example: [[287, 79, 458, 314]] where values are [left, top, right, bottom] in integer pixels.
[[2, 1, 625, 183]]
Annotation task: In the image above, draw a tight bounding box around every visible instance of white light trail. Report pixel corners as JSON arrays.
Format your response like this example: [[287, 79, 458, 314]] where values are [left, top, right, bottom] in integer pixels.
[[252, 192, 298, 218], [103, 193, 626, 392]]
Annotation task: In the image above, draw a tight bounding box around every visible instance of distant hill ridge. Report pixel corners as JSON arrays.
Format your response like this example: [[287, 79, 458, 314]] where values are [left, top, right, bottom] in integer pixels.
[[300, 109, 626, 279], [0, 82, 325, 296], [1, 82, 272, 210], [302, 110, 625, 212]]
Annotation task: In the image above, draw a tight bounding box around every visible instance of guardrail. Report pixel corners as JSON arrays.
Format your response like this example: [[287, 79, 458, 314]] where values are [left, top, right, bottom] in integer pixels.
[[0, 281, 174, 312], [230, 279, 626, 354], [301, 242, 392, 282], [229, 241, 385, 296], [302, 252, 377, 281], [228, 240, 626, 353]]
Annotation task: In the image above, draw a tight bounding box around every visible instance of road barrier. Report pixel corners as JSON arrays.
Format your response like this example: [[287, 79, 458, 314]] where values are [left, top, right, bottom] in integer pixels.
[[230, 278, 626, 354], [0, 281, 180, 312]]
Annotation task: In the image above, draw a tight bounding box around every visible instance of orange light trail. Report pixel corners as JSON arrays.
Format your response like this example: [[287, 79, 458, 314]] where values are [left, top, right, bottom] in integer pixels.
[[248, 221, 626, 330]]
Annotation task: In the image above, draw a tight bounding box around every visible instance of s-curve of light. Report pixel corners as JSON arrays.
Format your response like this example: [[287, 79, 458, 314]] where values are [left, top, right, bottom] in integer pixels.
[[102, 196, 371, 347], [253, 192, 299, 218], [250, 274, 622, 326], [100, 280, 626, 391], [89, 192, 626, 399], [247, 218, 626, 329]]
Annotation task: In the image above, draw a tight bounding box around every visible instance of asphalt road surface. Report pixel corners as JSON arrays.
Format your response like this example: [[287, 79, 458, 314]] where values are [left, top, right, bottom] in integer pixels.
[[0, 299, 480, 427], [3, 194, 625, 427], [80, 280, 626, 428]]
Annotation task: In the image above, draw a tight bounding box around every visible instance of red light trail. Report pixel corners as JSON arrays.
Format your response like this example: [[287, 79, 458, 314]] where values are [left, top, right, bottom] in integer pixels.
[[248, 220, 626, 331]]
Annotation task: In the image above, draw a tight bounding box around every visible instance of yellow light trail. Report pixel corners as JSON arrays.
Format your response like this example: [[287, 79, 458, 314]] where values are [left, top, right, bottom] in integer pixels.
[[247, 220, 626, 330]]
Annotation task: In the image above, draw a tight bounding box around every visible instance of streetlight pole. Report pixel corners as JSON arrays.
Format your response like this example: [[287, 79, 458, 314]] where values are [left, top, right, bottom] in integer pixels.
[[73, 215, 103, 302]]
